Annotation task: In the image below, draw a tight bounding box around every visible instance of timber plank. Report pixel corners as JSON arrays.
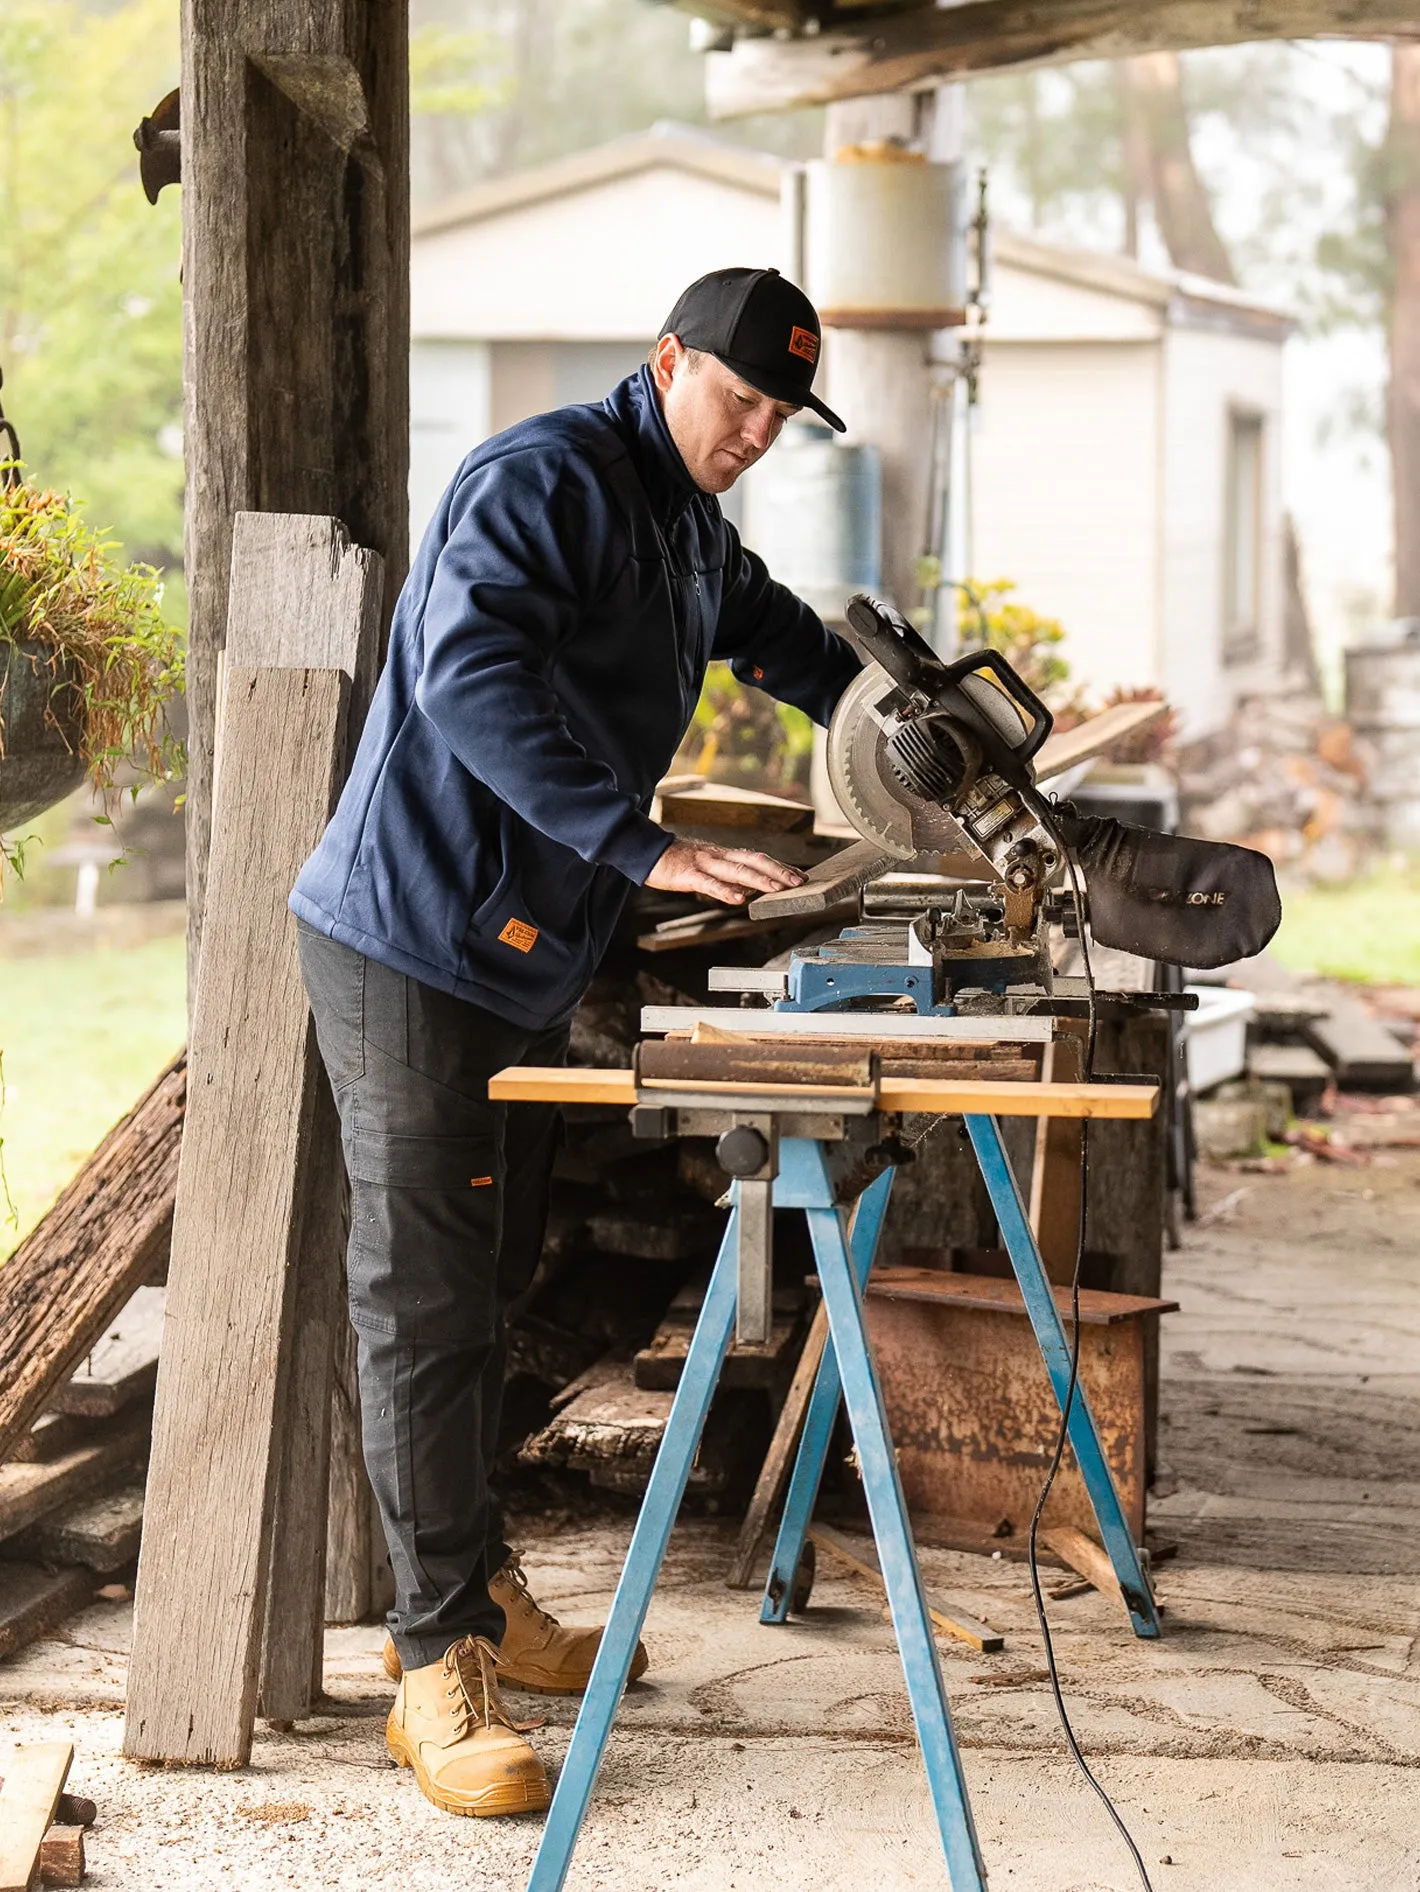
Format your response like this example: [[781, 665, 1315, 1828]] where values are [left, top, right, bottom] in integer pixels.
[[0, 1742, 72, 1892], [0, 1059, 183, 1466], [808, 1523, 1005, 1654], [50, 1285, 164, 1419], [0, 1566, 92, 1663], [489, 1065, 1159, 1120], [0, 1414, 150, 1544], [124, 665, 350, 1768], [14, 1483, 145, 1576]]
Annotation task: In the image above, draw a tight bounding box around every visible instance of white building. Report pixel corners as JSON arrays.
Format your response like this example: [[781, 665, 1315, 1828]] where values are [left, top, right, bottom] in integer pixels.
[[409, 125, 1291, 737]]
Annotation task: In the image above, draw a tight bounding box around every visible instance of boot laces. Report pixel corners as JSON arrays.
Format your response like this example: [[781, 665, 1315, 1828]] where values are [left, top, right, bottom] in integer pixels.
[[498, 1554, 559, 1631], [443, 1635, 514, 1736]]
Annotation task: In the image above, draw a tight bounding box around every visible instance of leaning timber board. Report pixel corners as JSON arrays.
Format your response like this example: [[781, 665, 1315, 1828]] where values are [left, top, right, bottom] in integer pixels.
[[124, 666, 349, 1768], [0, 1057, 183, 1466], [489, 1066, 1159, 1120], [0, 1741, 72, 1892], [0, 1411, 150, 1544]]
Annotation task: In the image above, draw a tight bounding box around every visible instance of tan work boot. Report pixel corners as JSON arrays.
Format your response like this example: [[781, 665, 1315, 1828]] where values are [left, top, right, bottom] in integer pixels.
[[385, 1635, 551, 1818], [380, 1555, 649, 1696]]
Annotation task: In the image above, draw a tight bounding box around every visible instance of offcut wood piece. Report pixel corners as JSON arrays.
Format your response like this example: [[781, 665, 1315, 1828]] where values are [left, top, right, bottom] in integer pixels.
[[50, 1286, 164, 1419], [0, 1566, 93, 1662], [864, 1269, 1176, 1547], [1032, 699, 1170, 783], [226, 514, 384, 1710], [124, 666, 351, 1769], [0, 1742, 72, 1892], [14, 1484, 145, 1576], [747, 838, 893, 921], [0, 1057, 183, 1467], [0, 1413, 150, 1544], [37, 1827, 85, 1889], [1040, 1525, 1126, 1616], [726, 1305, 829, 1591], [489, 1066, 1159, 1120], [705, 1, 1417, 119], [808, 1522, 1004, 1653]]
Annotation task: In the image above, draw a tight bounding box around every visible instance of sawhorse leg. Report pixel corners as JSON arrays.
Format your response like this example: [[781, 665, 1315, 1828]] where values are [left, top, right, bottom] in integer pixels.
[[527, 1201, 742, 1892], [764, 1123, 1160, 1642], [781, 1140, 986, 1891], [760, 1166, 893, 1624], [964, 1113, 1160, 1639]]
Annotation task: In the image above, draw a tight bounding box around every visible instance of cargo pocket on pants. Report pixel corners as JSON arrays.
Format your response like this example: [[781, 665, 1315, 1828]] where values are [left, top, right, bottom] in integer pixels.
[[344, 1131, 505, 1344]]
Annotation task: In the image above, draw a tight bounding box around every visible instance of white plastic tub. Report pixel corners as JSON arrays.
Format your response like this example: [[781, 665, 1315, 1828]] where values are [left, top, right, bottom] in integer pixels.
[[1184, 986, 1256, 1094]]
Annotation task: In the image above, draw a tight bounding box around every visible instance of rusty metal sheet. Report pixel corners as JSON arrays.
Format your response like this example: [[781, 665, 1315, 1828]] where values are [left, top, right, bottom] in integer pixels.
[[865, 1285, 1154, 1542]]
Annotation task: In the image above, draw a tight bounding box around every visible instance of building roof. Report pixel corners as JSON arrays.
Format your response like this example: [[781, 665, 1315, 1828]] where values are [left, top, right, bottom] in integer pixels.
[[994, 229, 1292, 337], [413, 122, 784, 240]]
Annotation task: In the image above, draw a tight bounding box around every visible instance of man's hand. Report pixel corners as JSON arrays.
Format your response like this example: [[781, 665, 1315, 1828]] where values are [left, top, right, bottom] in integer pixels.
[[645, 839, 805, 905]]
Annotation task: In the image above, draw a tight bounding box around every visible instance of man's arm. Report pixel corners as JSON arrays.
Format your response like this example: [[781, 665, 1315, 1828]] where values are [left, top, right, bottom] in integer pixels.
[[415, 453, 800, 901], [712, 523, 862, 724]]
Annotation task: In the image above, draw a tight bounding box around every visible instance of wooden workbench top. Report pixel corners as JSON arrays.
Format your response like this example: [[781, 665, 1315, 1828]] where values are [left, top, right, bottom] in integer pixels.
[[488, 1066, 1159, 1119]]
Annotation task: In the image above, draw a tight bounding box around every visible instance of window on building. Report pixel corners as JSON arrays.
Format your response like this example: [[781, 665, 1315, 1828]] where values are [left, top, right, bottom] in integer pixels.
[[1223, 410, 1264, 661]]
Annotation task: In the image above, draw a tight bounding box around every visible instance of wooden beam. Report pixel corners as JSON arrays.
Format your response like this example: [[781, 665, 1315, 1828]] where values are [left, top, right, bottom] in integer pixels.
[[809, 1522, 1006, 1652], [124, 666, 350, 1768], [705, 1, 1420, 119], [489, 1065, 1159, 1119], [1033, 698, 1170, 784], [181, 1, 410, 984]]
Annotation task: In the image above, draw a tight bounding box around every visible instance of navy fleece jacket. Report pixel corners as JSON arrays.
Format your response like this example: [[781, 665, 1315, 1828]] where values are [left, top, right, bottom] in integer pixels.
[[290, 366, 861, 1028]]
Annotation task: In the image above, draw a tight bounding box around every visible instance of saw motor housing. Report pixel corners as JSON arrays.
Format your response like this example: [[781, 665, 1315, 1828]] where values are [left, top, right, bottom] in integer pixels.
[[830, 595, 1061, 928]]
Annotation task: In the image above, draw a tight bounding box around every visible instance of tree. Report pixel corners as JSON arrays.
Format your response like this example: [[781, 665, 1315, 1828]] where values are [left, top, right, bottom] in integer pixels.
[[1119, 51, 1235, 282], [0, 1, 183, 573], [1387, 46, 1420, 616]]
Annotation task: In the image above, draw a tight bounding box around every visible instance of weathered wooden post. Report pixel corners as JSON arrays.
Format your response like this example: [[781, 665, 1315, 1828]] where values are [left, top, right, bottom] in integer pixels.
[[179, 0, 410, 980]]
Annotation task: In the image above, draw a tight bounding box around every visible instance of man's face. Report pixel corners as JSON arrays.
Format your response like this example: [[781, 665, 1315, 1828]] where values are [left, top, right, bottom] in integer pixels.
[[651, 335, 801, 494]]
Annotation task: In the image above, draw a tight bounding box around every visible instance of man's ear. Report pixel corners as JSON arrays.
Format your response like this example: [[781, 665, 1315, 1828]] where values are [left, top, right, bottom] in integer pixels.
[[650, 334, 681, 394]]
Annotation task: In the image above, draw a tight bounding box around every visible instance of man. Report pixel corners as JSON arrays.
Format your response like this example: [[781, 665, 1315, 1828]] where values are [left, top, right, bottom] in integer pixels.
[[290, 266, 861, 1819]]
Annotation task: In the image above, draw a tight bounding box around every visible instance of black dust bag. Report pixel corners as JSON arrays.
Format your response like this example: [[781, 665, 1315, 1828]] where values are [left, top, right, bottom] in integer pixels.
[[1047, 804, 1282, 970]]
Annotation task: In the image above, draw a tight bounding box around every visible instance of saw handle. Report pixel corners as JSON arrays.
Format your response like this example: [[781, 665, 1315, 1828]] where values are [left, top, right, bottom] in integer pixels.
[[845, 592, 1053, 769]]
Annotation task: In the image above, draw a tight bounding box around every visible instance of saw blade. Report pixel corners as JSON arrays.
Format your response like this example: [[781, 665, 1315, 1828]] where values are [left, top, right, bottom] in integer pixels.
[[825, 665, 917, 858]]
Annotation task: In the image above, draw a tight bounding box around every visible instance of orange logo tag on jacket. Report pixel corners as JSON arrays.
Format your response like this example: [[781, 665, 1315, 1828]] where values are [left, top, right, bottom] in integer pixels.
[[788, 325, 818, 363], [499, 917, 539, 953]]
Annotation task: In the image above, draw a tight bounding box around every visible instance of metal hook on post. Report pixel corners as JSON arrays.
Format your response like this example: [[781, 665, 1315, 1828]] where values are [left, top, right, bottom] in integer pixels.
[[0, 363, 21, 488], [133, 88, 181, 204]]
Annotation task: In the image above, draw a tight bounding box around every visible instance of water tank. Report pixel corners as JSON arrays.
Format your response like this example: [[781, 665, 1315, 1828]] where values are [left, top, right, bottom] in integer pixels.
[[741, 420, 882, 624], [805, 152, 965, 329], [1344, 621, 1420, 848]]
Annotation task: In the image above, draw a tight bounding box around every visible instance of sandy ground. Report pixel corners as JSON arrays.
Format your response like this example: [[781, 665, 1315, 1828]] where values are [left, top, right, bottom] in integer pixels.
[[4, 1155, 1419, 1891]]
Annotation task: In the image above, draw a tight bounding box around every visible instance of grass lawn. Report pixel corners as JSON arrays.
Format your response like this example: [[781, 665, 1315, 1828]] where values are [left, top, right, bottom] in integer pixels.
[[1271, 861, 1420, 988], [0, 933, 186, 1259]]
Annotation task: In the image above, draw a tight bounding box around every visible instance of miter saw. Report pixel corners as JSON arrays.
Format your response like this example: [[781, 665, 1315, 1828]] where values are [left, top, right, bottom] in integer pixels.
[[746, 594, 1282, 1014]]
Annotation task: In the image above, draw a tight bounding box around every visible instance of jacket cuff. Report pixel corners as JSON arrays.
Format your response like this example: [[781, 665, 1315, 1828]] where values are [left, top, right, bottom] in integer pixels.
[[600, 810, 675, 885]]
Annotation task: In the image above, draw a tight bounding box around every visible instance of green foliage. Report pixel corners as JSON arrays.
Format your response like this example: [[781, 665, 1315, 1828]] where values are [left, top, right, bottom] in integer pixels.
[[0, 0, 183, 570], [409, 22, 509, 118], [954, 577, 1073, 702], [1272, 859, 1420, 986], [0, 473, 184, 794], [677, 661, 814, 795]]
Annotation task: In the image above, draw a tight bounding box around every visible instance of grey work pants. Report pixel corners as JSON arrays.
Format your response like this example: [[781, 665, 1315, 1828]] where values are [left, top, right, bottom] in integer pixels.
[[297, 921, 569, 1670]]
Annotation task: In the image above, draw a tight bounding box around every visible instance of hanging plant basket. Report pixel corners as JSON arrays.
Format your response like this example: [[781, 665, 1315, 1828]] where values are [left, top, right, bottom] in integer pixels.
[[0, 472, 184, 853], [0, 641, 87, 830]]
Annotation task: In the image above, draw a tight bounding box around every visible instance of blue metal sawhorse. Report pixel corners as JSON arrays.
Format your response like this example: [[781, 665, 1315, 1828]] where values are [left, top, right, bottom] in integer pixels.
[[526, 1117, 1159, 1892]]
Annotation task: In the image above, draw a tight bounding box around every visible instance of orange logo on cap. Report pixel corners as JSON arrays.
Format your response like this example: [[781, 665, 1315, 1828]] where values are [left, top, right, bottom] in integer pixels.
[[499, 917, 539, 953], [788, 325, 819, 364]]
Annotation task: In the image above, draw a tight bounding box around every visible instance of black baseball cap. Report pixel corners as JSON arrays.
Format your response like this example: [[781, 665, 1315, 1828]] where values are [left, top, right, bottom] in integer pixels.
[[658, 267, 845, 433]]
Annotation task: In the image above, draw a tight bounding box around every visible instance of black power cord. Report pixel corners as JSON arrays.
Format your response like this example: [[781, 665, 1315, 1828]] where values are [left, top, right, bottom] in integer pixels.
[[1026, 799, 1157, 1892]]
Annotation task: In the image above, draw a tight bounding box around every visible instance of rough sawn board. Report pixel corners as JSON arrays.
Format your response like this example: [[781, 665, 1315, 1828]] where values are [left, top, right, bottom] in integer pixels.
[[123, 665, 349, 1767]]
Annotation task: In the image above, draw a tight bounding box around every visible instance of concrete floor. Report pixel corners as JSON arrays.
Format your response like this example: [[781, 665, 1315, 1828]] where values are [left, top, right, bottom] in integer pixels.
[[3, 1156, 1419, 1891]]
